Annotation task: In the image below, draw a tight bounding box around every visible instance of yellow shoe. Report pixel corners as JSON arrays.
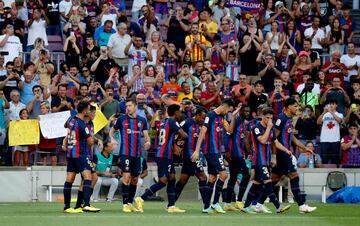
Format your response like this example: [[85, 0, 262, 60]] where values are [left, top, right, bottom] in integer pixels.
[[167, 206, 186, 213], [129, 205, 140, 212], [63, 208, 83, 214], [223, 205, 238, 211], [234, 201, 244, 210], [135, 197, 144, 213], [82, 205, 101, 212], [122, 204, 132, 213]]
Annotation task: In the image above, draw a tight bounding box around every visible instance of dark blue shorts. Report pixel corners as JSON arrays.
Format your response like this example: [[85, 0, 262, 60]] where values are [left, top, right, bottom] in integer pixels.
[[272, 151, 297, 175], [181, 158, 204, 176], [66, 157, 92, 173], [120, 155, 141, 177], [205, 154, 226, 175], [253, 165, 271, 182], [229, 157, 249, 177], [156, 157, 175, 178]]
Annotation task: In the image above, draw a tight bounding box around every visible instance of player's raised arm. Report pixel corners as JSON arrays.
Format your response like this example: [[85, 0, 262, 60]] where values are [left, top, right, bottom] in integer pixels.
[[292, 134, 313, 153], [256, 119, 273, 144], [224, 106, 241, 134]]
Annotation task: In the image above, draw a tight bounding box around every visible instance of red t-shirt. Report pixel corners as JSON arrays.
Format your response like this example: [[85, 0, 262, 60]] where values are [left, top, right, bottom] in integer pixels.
[[201, 91, 221, 109], [322, 61, 348, 87], [38, 132, 57, 149]]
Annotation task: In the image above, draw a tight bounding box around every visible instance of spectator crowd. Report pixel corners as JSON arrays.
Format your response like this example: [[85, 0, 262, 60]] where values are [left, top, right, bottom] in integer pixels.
[[0, 0, 358, 169]]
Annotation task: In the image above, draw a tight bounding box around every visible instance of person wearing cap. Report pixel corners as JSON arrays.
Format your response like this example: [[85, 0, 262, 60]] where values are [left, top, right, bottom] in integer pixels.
[[304, 16, 326, 55], [341, 123, 360, 168], [107, 22, 131, 66], [290, 50, 312, 86]]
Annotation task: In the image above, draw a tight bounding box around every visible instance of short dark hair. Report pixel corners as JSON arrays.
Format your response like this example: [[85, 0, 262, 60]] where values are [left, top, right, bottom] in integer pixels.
[[58, 83, 67, 90], [221, 99, 235, 108], [24, 62, 35, 71], [89, 105, 96, 112], [5, 61, 13, 67], [284, 98, 297, 108], [194, 106, 207, 116], [32, 85, 43, 93], [327, 98, 338, 105], [126, 98, 137, 106], [167, 104, 181, 116], [77, 100, 89, 113]]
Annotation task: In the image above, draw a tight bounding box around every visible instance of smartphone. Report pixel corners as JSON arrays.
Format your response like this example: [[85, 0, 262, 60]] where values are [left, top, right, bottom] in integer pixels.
[[303, 109, 308, 117]]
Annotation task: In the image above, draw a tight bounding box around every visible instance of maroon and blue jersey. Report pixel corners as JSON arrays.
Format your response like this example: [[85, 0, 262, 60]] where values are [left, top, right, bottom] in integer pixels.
[[230, 116, 246, 158], [269, 90, 289, 117], [162, 54, 179, 81], [86, 120, 95, 160], [203, 111, 224, 155], [252, 123, 276, 166], [156, 118, 181, 160], [341, 135, 360, 166], [274, 113, 293, 152], [114, 115, 148, 158], [219, 32, 236, 45], [66, 116, 91, 158], [180, 118, 201, 159]]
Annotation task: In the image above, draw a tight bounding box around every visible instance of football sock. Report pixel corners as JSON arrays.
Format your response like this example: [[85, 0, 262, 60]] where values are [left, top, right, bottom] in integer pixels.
[[175, 181, 185, 202], [204, 182, 215, 209], [122, 183, 130, 205], [213, 179, 224, 204], [290, 177, 304, 206], [167, 179, 176, 207], [198, 180, 208, 205], [225, 177, 236, 203], [63, 182, 72, 210], [237, 174, 250, 202], [75, 190, 83, 208], [244, 183, 260, 208], [83, 180, 92, 207], [141, 182, 166, 201], [128, 184, 137, 204], [259, 183, 280, 209]]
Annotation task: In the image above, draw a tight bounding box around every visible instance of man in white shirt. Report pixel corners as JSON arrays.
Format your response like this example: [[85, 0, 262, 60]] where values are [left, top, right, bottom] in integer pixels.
[[317, 99, 343, 165], [340, 42, 360, 86], [304, 16, 326, 55], [0, 25, 22, 64], [99, 3, 121, 30], [59, 0, 72, 35], [5, 89, 26, 124], [27, 9, 49, 51], [296, 74, 321, 95], [107, 23, 131, 66]]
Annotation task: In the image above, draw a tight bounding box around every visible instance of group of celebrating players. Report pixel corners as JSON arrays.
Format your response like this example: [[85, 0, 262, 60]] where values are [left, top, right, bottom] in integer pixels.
[[62, 97, 317, 214]]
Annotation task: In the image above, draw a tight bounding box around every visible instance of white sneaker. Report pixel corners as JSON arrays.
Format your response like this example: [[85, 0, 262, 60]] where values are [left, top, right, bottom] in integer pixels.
[[211, 203, 226, 214], [288, 197, 294, 204], [299, 204, 317, 213], [255, 204, 272, 213]]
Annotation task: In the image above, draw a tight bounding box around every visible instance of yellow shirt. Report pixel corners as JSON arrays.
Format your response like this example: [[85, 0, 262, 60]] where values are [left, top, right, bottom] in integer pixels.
[[177, 92, 193, 102], [185, 34, 209, 62], [199, 20, 219, 39]]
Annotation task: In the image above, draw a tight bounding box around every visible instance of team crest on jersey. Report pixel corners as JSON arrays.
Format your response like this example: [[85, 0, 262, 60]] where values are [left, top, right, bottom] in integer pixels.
[[288, 128, 292, 133], [138, 122, 142, 128], [255, 128, 260, 135], [127, 129, 132, 134], [85, 127, 90, 134], [275, 119, 281, 126], [194, 133, 198, 137], [204, 117, 209, 124], [216, 127, 221, 132]]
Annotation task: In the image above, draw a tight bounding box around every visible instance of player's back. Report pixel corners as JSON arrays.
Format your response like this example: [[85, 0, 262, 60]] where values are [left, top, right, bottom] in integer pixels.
[[230, 116, 246, 158], [156, 118, 180, 160], [203, 111, 224, 155], [275, 113, 293, 151], [181, 118, 201, 159], [66, 116, 89, 159]]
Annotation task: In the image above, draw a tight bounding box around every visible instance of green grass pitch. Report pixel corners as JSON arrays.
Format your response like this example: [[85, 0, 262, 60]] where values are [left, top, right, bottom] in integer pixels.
[[0, 202, 359, 226]]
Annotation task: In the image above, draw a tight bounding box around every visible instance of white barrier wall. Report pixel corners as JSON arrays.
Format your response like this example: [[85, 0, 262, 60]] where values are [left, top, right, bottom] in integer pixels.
[[0, 166, 359, 202]]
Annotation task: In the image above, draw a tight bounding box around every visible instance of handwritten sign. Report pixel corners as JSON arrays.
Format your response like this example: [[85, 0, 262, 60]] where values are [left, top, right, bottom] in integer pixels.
[[226, 0, 262, 11], [9, 120, 40, 146], [39, 111, 71, 139]]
